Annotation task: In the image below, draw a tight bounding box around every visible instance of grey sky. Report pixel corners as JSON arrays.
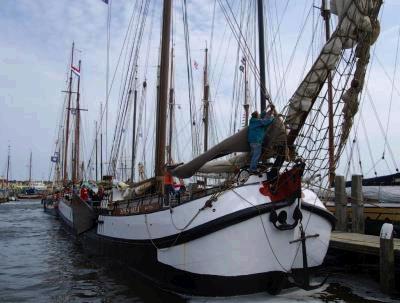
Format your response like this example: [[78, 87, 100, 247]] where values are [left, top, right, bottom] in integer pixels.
[[0, 0, 399, 181]]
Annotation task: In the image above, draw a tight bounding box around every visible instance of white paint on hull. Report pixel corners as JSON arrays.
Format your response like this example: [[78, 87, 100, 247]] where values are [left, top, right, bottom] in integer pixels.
[[96, 176, 332, 277], [58, 199, 73, 226], [98, 178, 269, 240], [157, 190, 331, 276]]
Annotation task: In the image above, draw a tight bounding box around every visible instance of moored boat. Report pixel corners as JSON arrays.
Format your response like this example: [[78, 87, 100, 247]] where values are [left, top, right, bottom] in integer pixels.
[[55, 0, 382, 296]]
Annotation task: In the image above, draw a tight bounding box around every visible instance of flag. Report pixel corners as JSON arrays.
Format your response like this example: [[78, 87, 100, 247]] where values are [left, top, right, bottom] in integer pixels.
[[101, 0, 109, 4], [51, 156, 59, 163], [193, 61, 199, 70], [71, 65, 80, 77]]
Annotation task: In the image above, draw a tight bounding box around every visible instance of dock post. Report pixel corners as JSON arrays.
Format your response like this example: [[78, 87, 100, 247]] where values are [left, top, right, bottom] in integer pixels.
[[334, 175, 347, 231], [380, 223, 395, 294], [351, 175, 364, 233]]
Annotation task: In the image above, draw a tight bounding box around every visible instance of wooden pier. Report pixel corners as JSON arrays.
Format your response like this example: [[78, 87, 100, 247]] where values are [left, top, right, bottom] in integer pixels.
[[328, 175, 399, 294], [330, 231, 400, 258]]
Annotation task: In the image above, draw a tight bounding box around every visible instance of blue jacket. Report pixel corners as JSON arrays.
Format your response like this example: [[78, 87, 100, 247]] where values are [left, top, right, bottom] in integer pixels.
[[248, 117, 274, 144]]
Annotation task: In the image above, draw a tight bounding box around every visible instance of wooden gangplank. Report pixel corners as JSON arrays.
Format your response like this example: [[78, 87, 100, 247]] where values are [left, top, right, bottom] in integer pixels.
[[330, 231, 400, 258]]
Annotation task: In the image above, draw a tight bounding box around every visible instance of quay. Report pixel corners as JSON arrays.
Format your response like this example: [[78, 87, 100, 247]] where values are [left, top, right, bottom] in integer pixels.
[[327, 174, 399, 294], [330, 231, 400, 258]]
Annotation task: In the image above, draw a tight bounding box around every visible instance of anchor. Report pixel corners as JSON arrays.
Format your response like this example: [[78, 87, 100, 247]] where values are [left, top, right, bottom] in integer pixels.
[[289, 223, 328, 290]]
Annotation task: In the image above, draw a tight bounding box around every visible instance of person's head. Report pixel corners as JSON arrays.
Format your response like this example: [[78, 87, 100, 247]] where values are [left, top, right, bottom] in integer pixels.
[[251, 111, 259, 119]]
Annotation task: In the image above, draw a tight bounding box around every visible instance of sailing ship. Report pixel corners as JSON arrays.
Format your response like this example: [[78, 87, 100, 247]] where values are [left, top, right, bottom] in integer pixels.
[[17, 152, 45, 199], [56, 0, 382, 296]]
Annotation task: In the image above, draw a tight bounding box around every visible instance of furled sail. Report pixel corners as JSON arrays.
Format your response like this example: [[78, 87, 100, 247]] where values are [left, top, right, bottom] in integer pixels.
[[171, 118, 286, 178], [172, 128, 249, 179]]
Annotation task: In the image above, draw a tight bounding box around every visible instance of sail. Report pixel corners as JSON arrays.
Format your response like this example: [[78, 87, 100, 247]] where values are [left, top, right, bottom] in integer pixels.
[[171, 128, 249, 178], [286, 0, 379, 130], [171, 118, 286, 178]]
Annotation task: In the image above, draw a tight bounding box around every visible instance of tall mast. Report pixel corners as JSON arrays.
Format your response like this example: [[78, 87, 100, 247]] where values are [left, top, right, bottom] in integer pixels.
[[321, 0, 335, 186], [202, 47, 210, 187], [154, 0, 172, 189], [100, 102, 103, 180], [242, 57, 249, 126], [73, 60, 82, 184], [56, 146, 61, 184], [29, 151, 32, 183], [257, 0, 267, 112], [6, 145, 10, 186], [203, 47, 210, 152], [63, 42, 74, 184], [167, 47, 175, 164], [131, 76, 138, 182], [95, 120, 98, 182]]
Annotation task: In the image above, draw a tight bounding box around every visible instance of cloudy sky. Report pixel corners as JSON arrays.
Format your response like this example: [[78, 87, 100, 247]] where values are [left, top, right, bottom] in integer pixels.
[[0, 0, 399, 181]]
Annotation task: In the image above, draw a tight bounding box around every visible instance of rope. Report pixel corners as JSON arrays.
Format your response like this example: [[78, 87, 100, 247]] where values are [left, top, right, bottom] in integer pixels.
[[231, 188, 290, 273], [382, 27, 400, 165]]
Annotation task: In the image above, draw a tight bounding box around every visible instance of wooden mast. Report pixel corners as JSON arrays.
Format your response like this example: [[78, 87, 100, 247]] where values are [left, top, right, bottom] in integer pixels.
[[95, 120, 98, 181], [322, 0, 335, 186], [154, 0, 172, 191], [73, 60, 82, 184], [100, 103, 103, 180], [131, 76, 138, 182], [63, 42, 74, 184], [242, 57, 249, 126], [167, 47, 175, 164], [257, 0, 267, 112], [203, 47, 210, 153], [202, 47, 210, 187]]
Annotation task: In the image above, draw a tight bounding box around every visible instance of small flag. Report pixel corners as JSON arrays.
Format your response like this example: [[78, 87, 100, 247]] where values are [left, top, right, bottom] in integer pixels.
[[193, 61, 199, 70], [71, 65, 80, 77], [101, 0, 109, 4], [51, 156, 59, 163]]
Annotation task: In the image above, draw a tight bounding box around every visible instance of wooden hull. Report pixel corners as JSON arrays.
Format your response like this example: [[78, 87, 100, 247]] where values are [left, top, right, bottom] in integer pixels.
[[326, 203, 400, 236]]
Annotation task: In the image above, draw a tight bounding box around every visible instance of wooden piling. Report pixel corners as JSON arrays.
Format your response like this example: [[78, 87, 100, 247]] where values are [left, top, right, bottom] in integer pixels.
[[380, 223, 395, 294], [334, 175, 347, 231], [351, 175, 364, 233]]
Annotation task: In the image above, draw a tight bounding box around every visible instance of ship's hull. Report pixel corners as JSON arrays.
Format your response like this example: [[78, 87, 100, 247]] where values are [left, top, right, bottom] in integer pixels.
[[81, 196, 333, 296], [42, 198, 59, 217], [58, 199, 74, 229], [57, 176, 334, 296]]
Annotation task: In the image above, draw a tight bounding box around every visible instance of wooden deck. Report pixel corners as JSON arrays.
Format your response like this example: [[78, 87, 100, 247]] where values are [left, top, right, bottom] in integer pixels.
[[330, 231, 400, 258]]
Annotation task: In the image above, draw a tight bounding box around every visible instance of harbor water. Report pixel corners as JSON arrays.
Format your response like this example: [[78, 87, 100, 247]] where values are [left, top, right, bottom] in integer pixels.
[[0, 200, 397, 303]]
